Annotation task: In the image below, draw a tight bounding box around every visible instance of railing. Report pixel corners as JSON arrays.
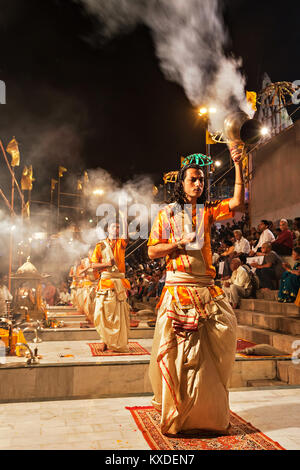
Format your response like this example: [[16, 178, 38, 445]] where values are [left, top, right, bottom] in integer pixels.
[[210, 185, 234, 201]]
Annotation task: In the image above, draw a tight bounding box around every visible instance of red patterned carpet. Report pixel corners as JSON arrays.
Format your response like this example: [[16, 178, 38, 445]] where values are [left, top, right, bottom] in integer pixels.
[[87, 341, 150, 356], [236, 338, 257, 351], [126, 406, 285, 450]]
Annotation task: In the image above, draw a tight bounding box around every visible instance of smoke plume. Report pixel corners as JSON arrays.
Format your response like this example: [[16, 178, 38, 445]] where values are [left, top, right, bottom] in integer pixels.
[[78, 0, 254, 132]]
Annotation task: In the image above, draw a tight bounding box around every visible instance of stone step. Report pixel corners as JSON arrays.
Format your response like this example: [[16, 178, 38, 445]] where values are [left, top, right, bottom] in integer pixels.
[[45, 311, 156, 331], [0, 353, 281, 402], [237, 324, 299, 354], [277, 361, 300, 385], [23, 325, 155, 342], [230, 357, 278, 388], [132, 312, 156, 322], [236, 310, 300, 336], [134, 301, 156, 311], [240, 298, 300, 317], [47, 306, 78, 312], [48, 312, 155, 323], [256, 290, 279, 301], [246, 379, 288, 387], [0, 360, 152, 402], [47, 314, 86, 322]]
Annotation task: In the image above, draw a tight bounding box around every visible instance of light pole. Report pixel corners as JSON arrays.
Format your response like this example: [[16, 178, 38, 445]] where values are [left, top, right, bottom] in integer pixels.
[[198, 107, 217, 202]]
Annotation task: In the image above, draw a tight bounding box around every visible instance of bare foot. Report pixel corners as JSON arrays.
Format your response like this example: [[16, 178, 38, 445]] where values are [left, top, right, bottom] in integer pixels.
[[98, 343, 107, 352]]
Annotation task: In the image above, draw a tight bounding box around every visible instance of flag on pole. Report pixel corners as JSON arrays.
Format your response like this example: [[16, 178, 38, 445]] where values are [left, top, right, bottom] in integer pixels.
[[246, 91, 257, 111], [51, 179, 58, 191], [206, 130, 216, 145], [83, 171, 89, 183], [22, 201, 30, 218], [6, 137, 20, 167], [21, 166, 34, 191], [58, 166, 67, 178]]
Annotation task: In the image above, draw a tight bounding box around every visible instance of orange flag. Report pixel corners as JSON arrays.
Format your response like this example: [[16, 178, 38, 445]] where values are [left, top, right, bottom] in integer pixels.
[[58, 166, 67, 178], [246, 91, 257, 111], [6, 137, 20, 167]]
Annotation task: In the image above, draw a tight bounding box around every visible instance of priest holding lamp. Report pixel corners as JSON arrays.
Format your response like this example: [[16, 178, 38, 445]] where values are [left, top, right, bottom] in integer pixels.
[[147, 144, 244, 435]]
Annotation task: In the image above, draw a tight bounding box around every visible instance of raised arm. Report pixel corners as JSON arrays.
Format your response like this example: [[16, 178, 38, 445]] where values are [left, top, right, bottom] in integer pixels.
[[228, 144, 245, 212]]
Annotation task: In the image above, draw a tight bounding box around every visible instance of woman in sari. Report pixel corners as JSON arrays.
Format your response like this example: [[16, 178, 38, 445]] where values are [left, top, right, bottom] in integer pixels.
[[278, 247, 300, 303]]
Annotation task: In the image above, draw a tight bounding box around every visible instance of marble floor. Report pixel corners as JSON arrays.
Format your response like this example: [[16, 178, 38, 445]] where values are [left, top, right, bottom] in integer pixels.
[[2, 339, 153, 367], [0, 387, 299, 450], [3, 338, 283, 368]]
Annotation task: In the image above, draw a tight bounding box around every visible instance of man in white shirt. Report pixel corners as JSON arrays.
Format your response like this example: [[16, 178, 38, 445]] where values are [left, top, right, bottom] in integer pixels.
[[233, 230, 250, 255], [222, 258, 252, 309], [59, 288, 72, 305], [249, 220, 275, 255], [0, 274, 13, 315]]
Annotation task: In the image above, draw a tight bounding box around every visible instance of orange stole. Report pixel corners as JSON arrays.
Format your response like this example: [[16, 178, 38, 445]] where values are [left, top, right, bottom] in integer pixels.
[[148, 199, 234, 279], [91, 239, 130, 290], [156, 284, 225, 310]]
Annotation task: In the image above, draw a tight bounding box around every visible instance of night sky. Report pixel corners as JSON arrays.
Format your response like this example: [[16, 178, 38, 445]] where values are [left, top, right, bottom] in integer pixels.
[[0, 0, 299, 199]]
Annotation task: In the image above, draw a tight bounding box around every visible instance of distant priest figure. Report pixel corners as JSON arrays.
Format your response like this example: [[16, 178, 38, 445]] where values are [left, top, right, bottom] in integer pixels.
[[91, 221, 130, 352], [78, 248, 98, 325]]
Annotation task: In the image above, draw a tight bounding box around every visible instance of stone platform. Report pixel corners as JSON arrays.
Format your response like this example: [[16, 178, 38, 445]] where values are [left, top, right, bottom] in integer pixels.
[[235, 289, 300, 386], [236, 290, 300, 356], [37, 304, 156, 341], [0, 337, 293, 402], [30, 325, 155, 341], [1, 388, 300, 450], [1, 299, 298, 403]]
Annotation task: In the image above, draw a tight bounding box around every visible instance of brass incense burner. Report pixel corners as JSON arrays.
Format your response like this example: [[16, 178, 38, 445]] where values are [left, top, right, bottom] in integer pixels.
[[223, 111, 261, 145]]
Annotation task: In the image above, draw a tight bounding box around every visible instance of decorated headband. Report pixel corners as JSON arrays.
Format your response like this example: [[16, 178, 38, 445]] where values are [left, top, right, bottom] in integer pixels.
[[181, 153, 213, 168]]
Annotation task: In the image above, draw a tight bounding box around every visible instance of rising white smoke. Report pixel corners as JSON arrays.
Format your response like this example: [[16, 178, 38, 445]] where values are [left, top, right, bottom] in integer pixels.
[[0, 207, 90, 278], [0, 164, 160, 280], [81, 168, 160, 241], [78, 0, 254, 132]]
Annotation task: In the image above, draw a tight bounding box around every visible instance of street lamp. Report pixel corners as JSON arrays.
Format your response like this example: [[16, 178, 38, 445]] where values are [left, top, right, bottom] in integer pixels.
[[93, 189, 104, 196], [198, 106, 217, 117], [198, 107, 208, 116], [215, 160, 222, 168], [197, 106, 218, 201]]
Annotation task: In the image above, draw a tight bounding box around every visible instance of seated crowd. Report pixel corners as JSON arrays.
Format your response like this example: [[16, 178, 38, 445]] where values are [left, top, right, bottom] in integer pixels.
[[20, 216, 300, 313], [211, 216, 300, 309], [120, 215, 300, 310], [1, 217, 298, 319]]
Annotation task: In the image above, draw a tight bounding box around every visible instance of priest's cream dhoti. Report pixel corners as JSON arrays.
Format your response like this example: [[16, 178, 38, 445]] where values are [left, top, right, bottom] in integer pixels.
[[92, 238, 130, 352], [149, 272, 237, 435], [83, 284, 96, 323]]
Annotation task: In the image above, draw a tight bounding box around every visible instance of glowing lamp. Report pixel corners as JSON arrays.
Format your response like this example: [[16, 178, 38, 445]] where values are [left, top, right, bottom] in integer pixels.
[[199, 107, 208, 115], [93, 189, 104, 196], [260, 127, 270, 136]]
